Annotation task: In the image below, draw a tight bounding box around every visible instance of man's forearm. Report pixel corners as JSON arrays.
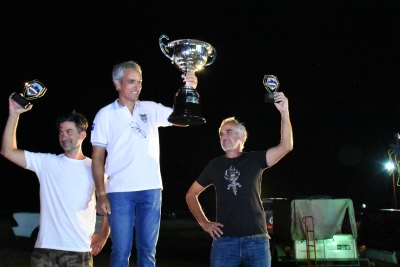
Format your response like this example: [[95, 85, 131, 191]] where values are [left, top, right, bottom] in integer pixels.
[[1, 113, 27, 168], [91, 146, 107, 195], [92, 159, 106, 194], [1, 114, 19, 156], [186, 195, 209, 226], [280, 110, 293, 152], [99, 215, 110, 238]]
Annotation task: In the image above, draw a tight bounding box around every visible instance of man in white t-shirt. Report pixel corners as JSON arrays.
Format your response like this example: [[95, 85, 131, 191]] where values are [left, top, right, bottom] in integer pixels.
[[1, 95, 110, 267]]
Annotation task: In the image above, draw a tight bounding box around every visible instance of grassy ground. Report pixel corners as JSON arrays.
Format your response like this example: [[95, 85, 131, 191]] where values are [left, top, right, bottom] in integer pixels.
[[0, 218, 211, 267]]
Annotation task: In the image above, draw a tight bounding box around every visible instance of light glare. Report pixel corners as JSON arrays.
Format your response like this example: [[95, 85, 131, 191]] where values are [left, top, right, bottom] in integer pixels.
[[386, 162, 395, 170]]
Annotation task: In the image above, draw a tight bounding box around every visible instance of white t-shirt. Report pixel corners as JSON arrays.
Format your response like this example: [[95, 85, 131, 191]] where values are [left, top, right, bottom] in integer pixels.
[[25, 151, 96, 252], [91, 100, 172, 193]]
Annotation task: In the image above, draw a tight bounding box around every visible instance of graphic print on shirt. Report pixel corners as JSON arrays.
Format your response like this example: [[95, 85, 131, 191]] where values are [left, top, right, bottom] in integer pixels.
[[224, 165, 241, 195], [140, 114, 148, 123]]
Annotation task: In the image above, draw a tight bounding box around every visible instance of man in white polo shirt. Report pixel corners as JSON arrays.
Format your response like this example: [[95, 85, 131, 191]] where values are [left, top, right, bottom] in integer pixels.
[[91, 60, 197, 267]]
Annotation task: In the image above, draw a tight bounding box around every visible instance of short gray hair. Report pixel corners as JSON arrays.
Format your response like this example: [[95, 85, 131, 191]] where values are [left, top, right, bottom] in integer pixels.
[[219, 117, 248, 144], [112, 61, 142, 87]]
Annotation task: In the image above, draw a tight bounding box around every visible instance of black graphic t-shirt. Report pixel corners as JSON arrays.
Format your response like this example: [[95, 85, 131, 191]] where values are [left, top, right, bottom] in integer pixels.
[[196, 151, 269, 237]]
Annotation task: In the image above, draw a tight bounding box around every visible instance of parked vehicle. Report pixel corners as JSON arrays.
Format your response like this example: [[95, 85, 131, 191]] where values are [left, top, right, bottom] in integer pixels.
[[262, 198, 294, 264], [12, 212, 105, 240], [358, 208, 400, 253], [263, 197, 361, 267]]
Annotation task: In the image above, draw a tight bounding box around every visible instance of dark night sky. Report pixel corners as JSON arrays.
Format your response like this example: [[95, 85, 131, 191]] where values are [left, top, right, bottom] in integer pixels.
[[1, 1, 400, 215]]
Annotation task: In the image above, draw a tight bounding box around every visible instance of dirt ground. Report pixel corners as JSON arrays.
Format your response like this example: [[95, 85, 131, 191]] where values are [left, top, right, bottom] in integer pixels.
[[0, 218, 211, 267], [2, 217, 398, 267]]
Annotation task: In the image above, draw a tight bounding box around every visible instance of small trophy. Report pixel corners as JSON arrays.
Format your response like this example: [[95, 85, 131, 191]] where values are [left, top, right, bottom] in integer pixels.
[[12, 80, 47, 109], [263, 75, 280, 103], [159, 34, 216, 125]]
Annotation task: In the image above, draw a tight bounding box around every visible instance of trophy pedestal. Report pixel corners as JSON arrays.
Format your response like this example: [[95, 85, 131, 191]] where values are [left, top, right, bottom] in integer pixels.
[[168, 86, 206, 125], [264, 92, 275, 103], [168, 113, 206, 125], [12, 93, 31, 109]]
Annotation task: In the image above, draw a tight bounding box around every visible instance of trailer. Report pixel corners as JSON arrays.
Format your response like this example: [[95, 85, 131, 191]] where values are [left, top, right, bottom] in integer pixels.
[[290, 198, 360, 267]]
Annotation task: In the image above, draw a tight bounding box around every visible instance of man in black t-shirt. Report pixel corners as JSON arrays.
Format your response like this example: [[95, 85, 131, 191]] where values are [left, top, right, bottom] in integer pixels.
[[186, 92, 293, 267]]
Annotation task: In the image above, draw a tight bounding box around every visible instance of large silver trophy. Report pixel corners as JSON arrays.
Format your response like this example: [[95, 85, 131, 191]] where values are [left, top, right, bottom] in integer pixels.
[[159, 34, 216, 125], [12, 80, 47, 109], [263, 75, 280, 103]]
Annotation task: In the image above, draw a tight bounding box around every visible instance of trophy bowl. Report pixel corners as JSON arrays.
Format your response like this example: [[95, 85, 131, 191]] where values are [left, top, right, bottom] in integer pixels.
[[159, 35, 216, 125], [160, 35, 216, 73]]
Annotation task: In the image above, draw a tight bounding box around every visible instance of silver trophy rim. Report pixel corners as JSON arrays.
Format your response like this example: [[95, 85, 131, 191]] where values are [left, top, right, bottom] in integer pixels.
[[167, 39, 215, 54], [159, 35, 217, 72]]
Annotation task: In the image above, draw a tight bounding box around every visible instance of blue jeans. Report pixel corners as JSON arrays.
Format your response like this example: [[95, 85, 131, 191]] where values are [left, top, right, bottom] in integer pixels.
[[210, 235, 271, 267], [108, 189, 161, 267]]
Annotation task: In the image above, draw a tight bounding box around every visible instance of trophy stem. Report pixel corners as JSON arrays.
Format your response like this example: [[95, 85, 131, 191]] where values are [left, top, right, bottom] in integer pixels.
[[168, 86, 206, 125]]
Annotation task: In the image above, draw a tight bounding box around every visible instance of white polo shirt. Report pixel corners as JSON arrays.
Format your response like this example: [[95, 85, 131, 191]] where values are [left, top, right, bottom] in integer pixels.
[[91, 100, 172, 193]]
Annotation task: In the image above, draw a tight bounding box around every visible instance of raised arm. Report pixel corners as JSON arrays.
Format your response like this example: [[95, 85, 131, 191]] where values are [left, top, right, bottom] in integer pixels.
[[266, 92, 293, 167], [92, 145, 111, 215], [186, 181, 224, 238], [1, 95, 32, 167]]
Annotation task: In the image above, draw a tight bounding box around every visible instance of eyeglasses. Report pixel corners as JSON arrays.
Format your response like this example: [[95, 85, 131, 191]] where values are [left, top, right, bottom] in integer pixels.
[[130, 122, 146, 138]]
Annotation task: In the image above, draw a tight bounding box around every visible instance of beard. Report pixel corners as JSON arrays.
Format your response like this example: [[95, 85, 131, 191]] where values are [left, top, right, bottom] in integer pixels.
[[60, 140, 80, 153], [221, 140, 240, 152]]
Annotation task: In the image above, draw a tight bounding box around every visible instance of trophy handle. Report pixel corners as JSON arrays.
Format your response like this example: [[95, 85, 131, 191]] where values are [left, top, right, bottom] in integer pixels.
[[159, 35, 173, 61], [204, 47, 217, 67]]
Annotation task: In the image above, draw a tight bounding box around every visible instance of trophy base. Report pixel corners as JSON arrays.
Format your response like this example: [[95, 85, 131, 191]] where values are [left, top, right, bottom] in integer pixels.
[[168, 114, 206, 125], [168, 86, 206, 126], [12, 93, 31, 109], [264, 93, 275, 103]]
